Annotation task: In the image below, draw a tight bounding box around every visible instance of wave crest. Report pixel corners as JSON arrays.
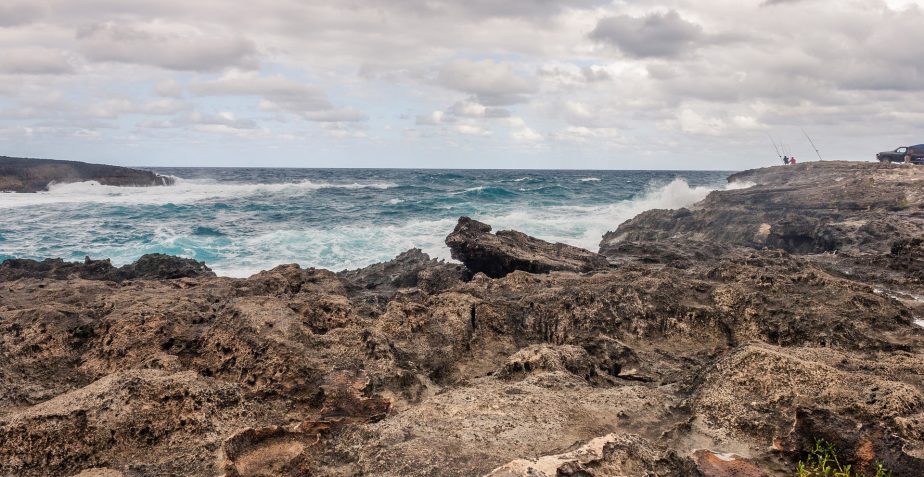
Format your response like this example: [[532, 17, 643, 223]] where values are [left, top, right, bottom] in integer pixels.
[[0, 178, 398, 208]]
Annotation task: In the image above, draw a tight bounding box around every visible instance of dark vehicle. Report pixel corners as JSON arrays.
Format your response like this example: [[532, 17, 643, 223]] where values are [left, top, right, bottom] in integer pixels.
[[877, 145, 924, 164]]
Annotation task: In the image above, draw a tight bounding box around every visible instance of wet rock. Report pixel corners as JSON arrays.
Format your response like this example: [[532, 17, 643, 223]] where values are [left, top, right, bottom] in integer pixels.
[[446, 217, 610, 278]]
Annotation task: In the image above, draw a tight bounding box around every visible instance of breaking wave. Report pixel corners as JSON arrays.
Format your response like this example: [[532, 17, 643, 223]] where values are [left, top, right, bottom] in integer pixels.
[[0, 178, 398, 209], [0, 169, 733, 277]]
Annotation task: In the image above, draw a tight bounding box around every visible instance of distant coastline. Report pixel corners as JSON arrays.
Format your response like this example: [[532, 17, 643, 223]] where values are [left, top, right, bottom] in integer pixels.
[[0, 156, 174, 193]]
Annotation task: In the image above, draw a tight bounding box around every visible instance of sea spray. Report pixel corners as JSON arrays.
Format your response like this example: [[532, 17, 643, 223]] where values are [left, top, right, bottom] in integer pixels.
[[0, 168, 732, 277]]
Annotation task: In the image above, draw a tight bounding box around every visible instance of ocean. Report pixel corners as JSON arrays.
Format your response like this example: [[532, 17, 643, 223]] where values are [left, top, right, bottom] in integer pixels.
[[0, 168, 735, 277]]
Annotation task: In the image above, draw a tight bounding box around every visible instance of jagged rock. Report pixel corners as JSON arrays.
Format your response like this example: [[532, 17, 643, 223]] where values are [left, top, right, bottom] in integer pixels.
[[776, 408, 924, 477], [0, 156, 173, 192], [0, 370, 240, 477], [497, 344, 595, 379], [485, 433, 699, 476], [446, 217, 610, 278], [125, 253, 214, 279], [602, 161, 924, 256], [1, 163, 923, 476], [691, 344, 924, 446], [338, 248, 467, 297], [0, 253, 215, 282]]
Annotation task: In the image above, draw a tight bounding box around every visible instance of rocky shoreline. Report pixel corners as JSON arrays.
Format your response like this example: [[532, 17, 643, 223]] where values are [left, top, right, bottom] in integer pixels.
[[1, 161, 922, 476], [0, 156, 173, 193]]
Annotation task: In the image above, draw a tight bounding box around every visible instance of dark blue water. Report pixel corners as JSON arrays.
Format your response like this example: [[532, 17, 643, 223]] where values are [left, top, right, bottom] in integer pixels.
[[0, 168, 732, 276]]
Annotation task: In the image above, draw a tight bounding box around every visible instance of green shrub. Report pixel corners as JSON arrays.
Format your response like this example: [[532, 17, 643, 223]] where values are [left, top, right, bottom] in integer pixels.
[[795, 440, 892, 477]]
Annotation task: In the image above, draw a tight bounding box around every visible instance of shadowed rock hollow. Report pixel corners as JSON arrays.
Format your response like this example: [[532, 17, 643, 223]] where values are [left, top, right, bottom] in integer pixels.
[[1, 161, 923, 477]]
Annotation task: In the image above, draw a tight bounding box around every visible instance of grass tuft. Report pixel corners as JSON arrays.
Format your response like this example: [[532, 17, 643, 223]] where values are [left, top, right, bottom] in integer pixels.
[[795, 440, 892, 477]]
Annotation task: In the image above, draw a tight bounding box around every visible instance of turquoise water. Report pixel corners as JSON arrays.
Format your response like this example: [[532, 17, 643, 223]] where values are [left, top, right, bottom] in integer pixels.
[[0, 168, 732, 277]]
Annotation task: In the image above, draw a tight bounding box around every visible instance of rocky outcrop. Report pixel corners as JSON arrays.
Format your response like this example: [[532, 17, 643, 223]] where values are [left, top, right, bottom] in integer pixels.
[[0, 253, 214, 282], [338, 248, 468, 298], [1, 162, 923, 476], [602, 161, 924, 256], [0, 156, 174, 192], [446, 216, 610, 278]]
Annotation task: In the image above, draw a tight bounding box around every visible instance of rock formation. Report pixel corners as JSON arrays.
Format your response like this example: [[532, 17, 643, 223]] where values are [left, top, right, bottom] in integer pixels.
[[1, 161, 923, 476], [0, 156, 174, 192], [0, 253, 214, 282], [446, 216, 611, 277]]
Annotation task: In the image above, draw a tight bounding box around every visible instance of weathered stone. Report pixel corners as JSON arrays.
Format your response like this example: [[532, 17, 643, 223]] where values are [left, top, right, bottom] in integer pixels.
[[446, 216, 610, 278]]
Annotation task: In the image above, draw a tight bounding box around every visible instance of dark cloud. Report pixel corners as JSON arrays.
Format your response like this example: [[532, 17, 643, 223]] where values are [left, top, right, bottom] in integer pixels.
[[590, 10, 704, 58], [0, 2, 46, 27]]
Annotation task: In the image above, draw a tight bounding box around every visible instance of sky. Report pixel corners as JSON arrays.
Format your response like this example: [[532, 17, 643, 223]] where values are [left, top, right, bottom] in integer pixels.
[[1, 0, 923, 170]]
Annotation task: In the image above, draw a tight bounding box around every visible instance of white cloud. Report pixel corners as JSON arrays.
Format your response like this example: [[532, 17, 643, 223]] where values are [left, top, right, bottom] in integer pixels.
[[155, 78, 184, 98], [437, 59, 536, 105], [77, 21, 258, 72], [455, 123, 491, 136], [1, 0, 923, 167], [191, 72, 365, 122], [0, 47, 74, 74]]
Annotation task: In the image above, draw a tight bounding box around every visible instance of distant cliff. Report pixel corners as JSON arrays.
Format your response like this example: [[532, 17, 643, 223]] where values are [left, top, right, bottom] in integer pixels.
[[0, 156, 174, 192]]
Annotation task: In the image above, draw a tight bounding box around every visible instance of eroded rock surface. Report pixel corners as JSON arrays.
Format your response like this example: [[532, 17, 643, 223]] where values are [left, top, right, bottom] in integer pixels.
[[0, 253, 214, 282], [1, 162, 923, 476], [446, 216, 610, 277]]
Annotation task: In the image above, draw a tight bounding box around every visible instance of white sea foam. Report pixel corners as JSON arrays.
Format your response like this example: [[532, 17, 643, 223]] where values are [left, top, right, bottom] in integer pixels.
[[1, 175, 733, 278], [579, 177, 601, 182], [0, 178, 397, 208], [472, 177, 722, 252], [726, 180, 756, 190]]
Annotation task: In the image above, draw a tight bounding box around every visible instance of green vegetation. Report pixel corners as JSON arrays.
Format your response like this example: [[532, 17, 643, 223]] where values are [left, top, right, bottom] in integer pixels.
[[796, 440, 892, 477]]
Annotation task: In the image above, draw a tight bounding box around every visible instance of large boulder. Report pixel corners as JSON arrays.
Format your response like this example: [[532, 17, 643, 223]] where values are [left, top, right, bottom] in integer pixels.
[[445, 217, 610, 278]]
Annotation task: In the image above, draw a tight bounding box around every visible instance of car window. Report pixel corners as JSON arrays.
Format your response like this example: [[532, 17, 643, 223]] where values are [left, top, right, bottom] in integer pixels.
[[897, 147, 907, 153]]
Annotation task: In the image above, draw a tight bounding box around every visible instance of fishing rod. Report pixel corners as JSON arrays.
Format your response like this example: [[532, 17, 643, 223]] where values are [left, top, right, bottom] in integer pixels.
[[767, 133, 783, 159], [802, 128, 823, 161]]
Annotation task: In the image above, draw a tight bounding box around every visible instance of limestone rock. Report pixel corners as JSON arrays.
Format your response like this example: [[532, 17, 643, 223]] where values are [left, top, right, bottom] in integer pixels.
[[446, 216, 610, 278]]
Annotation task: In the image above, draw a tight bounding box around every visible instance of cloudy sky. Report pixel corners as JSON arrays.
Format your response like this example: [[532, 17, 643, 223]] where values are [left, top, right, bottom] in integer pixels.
[[1, 0, 923, 170]]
